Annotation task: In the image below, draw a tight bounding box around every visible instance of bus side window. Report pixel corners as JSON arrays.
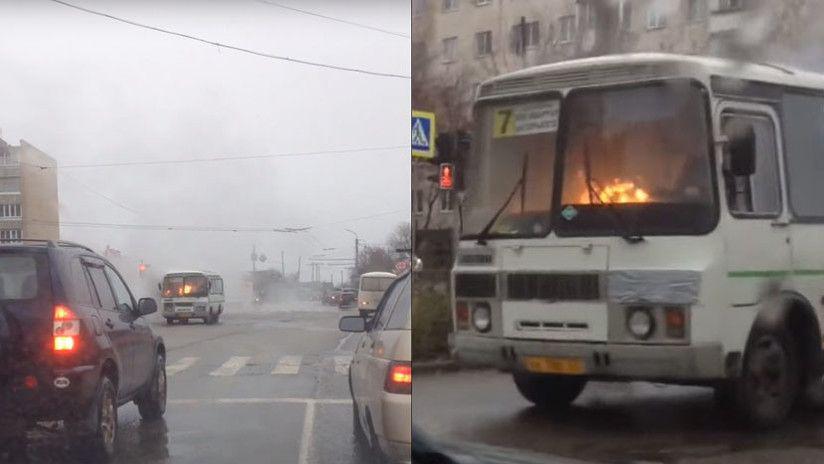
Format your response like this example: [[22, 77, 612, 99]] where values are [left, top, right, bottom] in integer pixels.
[[721, 114, 781, 216]]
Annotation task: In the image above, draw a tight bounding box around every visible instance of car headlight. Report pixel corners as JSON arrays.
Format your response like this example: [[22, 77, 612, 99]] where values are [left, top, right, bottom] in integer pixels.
[[472, 302, 491, 333], [626, 306, 654, 340]]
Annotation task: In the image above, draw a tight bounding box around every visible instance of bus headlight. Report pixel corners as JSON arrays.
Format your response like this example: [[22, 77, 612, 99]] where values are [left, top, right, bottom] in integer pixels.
[[626, 306, 654, 340], [472, 302, 491, 333]]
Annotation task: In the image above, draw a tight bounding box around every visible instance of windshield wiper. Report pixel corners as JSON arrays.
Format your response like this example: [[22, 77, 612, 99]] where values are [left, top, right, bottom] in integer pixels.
[[475, 154, 528, 245], [581, 142, 644, 244]]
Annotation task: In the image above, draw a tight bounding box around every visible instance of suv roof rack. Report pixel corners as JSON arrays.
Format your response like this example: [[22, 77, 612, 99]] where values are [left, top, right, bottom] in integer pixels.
[[0, 239, 95, 253]]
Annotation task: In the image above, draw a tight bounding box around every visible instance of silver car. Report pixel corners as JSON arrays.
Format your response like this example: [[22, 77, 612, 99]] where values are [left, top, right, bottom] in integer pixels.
[[340, 273, 411, 463]]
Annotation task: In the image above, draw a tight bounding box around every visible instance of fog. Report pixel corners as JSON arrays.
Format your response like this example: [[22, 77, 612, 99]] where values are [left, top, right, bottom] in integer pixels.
[[0, 0, 410, 301]]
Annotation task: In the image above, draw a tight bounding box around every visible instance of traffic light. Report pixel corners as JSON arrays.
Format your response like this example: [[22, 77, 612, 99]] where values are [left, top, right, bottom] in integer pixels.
[[138, 262, 147, 276], [439, 163, 454, 190]]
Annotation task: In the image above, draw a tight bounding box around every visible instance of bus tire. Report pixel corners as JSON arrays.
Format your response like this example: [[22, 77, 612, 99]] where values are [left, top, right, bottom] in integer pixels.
[[735, 325, 800, 429], [165, 318, 174, 325], [512, 372, 586, 411]]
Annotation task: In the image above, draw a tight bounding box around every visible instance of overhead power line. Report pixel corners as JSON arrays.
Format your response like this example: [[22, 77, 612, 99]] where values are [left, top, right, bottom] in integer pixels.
[[57, 170, 140, 214], [33, 145, 406, 170], [255, 0, 410, 39], [45, 0, 410, 80], [24, 210, 403, 234]]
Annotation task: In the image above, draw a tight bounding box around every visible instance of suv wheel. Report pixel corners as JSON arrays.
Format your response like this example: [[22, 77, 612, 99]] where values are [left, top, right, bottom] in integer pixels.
[[137, 353, 167, 421], [71, 375, 117, 462]]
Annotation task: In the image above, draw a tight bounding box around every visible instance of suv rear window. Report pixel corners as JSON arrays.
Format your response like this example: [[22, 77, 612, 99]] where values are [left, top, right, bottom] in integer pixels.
[[0, 253, 47, 300]]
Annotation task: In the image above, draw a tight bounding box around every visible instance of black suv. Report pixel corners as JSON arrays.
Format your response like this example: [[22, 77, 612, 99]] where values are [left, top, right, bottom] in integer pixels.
[[0, 241, 166, 462]]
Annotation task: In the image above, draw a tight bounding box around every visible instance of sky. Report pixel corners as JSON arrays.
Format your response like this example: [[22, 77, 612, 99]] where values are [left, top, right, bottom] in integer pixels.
[[0, 0, 411, 295]]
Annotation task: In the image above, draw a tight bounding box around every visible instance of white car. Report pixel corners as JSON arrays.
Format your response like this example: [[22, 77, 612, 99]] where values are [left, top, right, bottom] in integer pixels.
[[340, 273, 411, 463]]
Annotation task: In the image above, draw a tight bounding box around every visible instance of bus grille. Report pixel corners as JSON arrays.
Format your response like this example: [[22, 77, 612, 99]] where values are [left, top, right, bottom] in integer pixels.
[[507, 273, 600, 301]]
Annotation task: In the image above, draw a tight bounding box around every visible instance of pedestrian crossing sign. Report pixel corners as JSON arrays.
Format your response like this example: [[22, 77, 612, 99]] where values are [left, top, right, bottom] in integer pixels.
[[412, 110, 436, 159]]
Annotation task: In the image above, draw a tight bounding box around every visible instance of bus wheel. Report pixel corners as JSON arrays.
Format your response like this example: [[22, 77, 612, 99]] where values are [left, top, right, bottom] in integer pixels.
[[166, 318, 175, 325], [736, 326, 800, 428], [512, 372, 586, 411]]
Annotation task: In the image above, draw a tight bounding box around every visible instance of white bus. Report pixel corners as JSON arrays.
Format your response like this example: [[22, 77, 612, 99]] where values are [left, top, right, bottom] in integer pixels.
[[358, 271, 397, 317], [452, 53, 824, 427], [160, 270, 225, 325]]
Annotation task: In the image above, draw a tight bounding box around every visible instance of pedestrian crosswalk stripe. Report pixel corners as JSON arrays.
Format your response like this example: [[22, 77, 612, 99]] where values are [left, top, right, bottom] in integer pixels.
[[272, 355, 302, 375], [166, 357, 198, 376], [210, 356, 251, 376], [333, 356, 352, 375]]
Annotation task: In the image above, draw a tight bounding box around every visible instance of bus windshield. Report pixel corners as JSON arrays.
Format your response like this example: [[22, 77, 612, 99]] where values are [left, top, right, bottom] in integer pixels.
[[461, 96, 560, 239], [361, 276, 395, 292], [555, 80, 716, 236], [162, 275, 208, 298]]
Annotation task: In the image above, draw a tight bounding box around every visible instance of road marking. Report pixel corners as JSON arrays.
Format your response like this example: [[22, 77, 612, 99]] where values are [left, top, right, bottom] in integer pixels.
[[333, 355, 352, 375], [272, 355, 302, 375], [166, 357, 198, 376], [334, 333, 354, 352], [209, 356, 251, 376], [168, 397, 351, 405], [297, 400, 316, 464]]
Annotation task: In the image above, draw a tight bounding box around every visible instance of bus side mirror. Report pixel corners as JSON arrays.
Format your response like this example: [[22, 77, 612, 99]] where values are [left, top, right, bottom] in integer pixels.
[[725, 125, 756, 177], [157, 283, 161, 292]]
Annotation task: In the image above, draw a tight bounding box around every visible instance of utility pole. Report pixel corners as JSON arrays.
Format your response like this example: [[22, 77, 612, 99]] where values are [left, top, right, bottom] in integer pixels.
[[281, 250, 285, 277], [345, 229, 359, 272], [297, 256, 302, 282]]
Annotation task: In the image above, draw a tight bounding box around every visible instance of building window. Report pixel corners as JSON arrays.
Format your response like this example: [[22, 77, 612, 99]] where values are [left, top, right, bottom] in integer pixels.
[[0, 229, 20, 242], [558, 15, 575, 43], [688, 0, 707, 20], [647, 6, 667, 29], [415, 190, 424, 214], [619, 0, 632, 31], [0, 178, 20, 193], [440, 190, 454, 212], [0, 204, 21, 219], [511, 21, 540, 54], [717, 0, 743, 12], [475, 30, 493, 57], [442, 0, 458, 12], [475, 0, 491, 5], [0, 152, 16, 166], [442, 36, 457, 62]]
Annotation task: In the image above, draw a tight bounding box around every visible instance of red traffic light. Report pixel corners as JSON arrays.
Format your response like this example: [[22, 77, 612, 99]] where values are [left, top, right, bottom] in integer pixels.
[[439, 163, 454, 190], [138, 263, 147, 273]]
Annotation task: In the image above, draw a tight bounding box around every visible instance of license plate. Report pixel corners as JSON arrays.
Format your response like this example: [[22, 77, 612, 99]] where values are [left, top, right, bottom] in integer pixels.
[[522, 356, 585, 375], [176, 307, 192, 313]]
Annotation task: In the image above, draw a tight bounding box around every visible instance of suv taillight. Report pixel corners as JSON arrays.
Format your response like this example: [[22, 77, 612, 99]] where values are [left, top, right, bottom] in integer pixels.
[[384, 362, 411, 394], [53, 305, 79, 353]]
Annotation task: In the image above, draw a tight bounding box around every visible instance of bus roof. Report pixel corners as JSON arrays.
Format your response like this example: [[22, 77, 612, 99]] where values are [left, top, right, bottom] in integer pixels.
[[479, 53, 824, 100], [360, 272, 397, 279], [163, 270, 221, 277]]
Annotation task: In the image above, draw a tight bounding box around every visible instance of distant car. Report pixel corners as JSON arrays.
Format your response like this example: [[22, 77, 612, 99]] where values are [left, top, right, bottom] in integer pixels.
[[340, 273, 411, 463], [339, 288, 357, 308], [0, 240, 166, 462], [324, 289, 341, 306]]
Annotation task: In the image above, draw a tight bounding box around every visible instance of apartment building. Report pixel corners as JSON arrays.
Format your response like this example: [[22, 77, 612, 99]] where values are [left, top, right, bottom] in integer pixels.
[[0, 137, 59, 241]]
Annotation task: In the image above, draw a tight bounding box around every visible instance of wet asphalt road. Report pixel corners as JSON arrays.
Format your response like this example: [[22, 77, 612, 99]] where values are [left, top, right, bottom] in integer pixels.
[[414, 369, 824, 464], [19, 301, 366, 464]]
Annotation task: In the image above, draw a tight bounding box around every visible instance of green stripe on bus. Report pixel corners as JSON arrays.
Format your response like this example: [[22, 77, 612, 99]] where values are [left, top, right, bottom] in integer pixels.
[[727, 270, 824, 278]]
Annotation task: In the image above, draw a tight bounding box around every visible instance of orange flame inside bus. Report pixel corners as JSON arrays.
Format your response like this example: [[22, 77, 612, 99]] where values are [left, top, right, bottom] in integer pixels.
[[578, 179, 651, 204]]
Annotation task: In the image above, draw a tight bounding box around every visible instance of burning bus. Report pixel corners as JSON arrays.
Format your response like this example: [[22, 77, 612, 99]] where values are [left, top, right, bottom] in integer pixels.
[[451, 53, 824, 427]]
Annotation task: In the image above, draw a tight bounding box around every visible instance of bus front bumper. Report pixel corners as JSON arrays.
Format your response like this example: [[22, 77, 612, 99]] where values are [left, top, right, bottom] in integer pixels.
[[454, 334, 727, 382]]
